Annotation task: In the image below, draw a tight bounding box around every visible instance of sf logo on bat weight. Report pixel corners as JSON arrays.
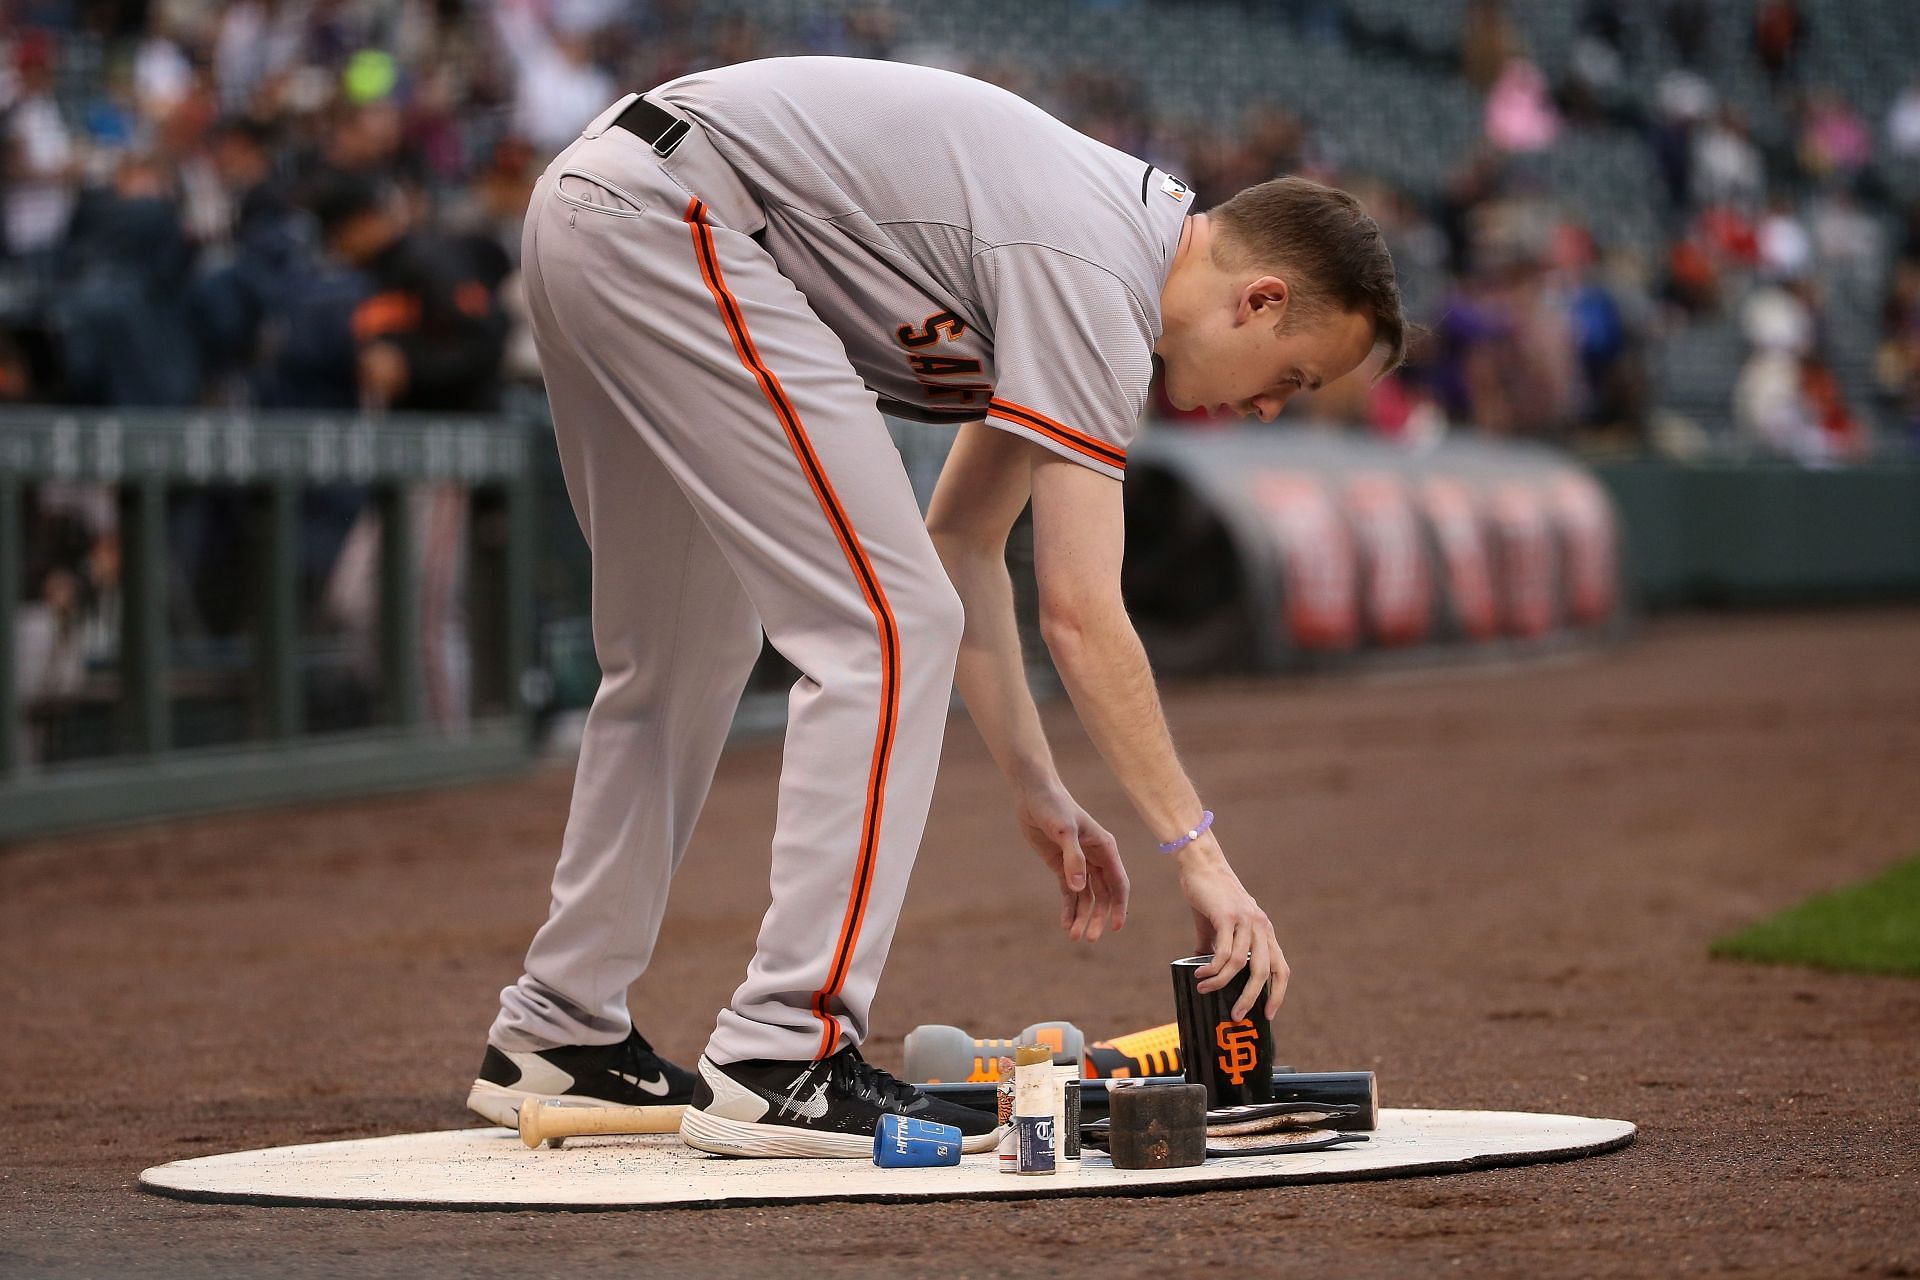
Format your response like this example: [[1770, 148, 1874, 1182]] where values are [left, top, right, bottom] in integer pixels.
[[1215, 1019, 1260, 1085]]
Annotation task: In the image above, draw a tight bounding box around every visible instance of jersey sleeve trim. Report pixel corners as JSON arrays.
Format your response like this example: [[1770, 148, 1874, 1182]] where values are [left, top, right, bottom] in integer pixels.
[[987, 397, 1127, 472], [983, 414, 1126, 481]]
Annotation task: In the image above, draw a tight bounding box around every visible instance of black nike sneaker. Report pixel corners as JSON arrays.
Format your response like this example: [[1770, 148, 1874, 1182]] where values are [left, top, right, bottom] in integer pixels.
[[678, 1044, 1002, 1158], [466, 1028, 698, 1127]]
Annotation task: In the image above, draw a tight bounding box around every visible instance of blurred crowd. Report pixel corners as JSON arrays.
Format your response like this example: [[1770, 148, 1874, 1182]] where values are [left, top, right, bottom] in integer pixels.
[[1, 0, 1914, 462], [1146, 0, 1919, 463]]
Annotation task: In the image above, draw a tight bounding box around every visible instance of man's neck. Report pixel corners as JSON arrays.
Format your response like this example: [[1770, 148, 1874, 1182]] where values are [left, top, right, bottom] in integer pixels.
[[1157, 212, 1210, 356]]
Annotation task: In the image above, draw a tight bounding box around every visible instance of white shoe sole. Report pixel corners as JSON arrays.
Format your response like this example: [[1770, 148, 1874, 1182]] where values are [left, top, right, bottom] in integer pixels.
[[466, 1078, 687, 1130], [679, 1106, 1001, 1159]]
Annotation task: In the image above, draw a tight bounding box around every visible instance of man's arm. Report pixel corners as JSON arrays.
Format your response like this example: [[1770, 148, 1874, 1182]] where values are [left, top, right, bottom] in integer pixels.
[[926, 422, 1127, 941], [1028, 450, 1287, 1019], [925, 422, 1053, 790]]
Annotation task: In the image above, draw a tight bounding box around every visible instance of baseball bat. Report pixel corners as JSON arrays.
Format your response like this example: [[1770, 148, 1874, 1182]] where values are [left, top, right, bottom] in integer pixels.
[[517, 1098, 687, 1149], [920, 1070, 1377, 1131]]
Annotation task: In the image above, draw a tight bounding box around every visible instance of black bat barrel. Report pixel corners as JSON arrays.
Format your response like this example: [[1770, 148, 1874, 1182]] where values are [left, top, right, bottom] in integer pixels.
[[919, 1070, 1377, 1131]]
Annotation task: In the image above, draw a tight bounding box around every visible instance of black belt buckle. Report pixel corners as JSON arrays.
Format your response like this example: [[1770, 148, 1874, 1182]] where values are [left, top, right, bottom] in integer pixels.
[[612, 96, 690, 158]]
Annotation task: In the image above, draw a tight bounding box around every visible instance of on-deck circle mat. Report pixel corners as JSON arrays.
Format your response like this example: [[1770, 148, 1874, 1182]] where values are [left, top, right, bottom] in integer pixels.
[[138, 1109, 1635, 1211]]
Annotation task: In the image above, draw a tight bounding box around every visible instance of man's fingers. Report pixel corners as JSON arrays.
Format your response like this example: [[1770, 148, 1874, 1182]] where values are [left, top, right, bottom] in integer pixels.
[[1195, 936, 1225, 981], [1198, 919, 1250, 992], [1080, 866, 1106, 943], [1265, 937, 1290, 1019], [1101, 862, 1129, 933], [1093, 836, 1128, 931], [1058, 828, 1087, 892], [1234, 928, 1272, 1021], [1070, 884, 1097, 941]]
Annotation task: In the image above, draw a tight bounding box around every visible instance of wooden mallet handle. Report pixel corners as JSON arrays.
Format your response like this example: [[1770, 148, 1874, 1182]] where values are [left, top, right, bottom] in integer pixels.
[[517, 1099, 688, 1149]]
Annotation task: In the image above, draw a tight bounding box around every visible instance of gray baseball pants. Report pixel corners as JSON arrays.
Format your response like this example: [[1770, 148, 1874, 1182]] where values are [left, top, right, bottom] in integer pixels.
[[490, 95, 963, 1065]]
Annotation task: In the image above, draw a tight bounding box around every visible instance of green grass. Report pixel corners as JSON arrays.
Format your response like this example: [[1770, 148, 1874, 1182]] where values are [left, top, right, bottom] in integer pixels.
[[1711, 855, 1920, 977]]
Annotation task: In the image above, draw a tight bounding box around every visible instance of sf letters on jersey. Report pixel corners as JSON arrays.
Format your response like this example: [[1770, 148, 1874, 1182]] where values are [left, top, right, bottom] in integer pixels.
[[894, 309, 990, 411]]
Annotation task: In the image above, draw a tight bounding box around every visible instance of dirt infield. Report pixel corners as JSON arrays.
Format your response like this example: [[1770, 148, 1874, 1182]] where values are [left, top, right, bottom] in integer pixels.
[[5, 610, 1918, 1279]]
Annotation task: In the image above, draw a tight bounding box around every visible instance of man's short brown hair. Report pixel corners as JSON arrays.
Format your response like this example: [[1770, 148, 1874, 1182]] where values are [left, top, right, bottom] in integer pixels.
[[1207, 176, 1408, 375]]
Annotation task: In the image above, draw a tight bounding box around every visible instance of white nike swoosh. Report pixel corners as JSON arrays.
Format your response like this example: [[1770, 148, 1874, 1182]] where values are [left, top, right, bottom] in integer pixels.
[[616, 1070, 671, 1097], [781, 1082, 830, 1120]]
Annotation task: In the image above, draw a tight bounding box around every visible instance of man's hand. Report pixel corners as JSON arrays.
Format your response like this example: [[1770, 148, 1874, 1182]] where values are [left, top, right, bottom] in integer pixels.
[[1175, 836, 1288, 1021], [1015, 783, 1129, 942]]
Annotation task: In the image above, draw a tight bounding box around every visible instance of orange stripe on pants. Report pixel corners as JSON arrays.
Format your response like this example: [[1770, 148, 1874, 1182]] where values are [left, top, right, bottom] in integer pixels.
[[683, 198, 901, 1061]]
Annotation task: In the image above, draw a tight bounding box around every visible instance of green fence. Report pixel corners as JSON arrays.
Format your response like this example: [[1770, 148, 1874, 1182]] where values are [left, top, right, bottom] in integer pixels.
[[12, 408, 1910, 842], [1, 410, 536, 842], [1593, 459, 1920, 606]]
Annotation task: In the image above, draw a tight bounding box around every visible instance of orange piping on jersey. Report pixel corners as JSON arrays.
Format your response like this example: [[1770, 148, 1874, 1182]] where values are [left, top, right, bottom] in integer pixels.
[[683, 197, 901, 1061], [987, 397, 1127, 471]]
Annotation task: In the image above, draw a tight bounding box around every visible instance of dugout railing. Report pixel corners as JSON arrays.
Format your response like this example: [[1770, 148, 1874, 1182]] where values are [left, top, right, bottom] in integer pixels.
[[0, 409, 536, 842]]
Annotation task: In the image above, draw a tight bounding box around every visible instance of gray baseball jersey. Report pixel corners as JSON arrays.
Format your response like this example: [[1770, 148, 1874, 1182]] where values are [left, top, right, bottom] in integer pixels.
[[655, 56, 1194, 480]]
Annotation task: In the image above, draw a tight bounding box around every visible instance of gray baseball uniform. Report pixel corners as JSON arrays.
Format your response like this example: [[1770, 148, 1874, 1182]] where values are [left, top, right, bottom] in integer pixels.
[[492, 56, 1193, 1066]]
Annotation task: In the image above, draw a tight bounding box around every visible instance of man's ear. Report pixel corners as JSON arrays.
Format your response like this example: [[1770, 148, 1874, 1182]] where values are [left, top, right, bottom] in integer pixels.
[[1239, 274, 1291, 327]]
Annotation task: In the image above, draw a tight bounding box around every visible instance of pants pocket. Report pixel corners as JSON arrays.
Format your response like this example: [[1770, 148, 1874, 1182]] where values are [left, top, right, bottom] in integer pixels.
[[552, 169, 648, 218]]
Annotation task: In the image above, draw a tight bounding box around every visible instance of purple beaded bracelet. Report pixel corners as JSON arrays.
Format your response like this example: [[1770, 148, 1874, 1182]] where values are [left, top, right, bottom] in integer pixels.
[[1159, 809, 1215, 854]]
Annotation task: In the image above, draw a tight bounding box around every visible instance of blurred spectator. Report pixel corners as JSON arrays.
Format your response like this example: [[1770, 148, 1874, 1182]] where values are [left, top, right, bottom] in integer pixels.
[[190, 121, 306, 403], [1735, 285, 1817, 457], [1651, 69, 1714, 211], [1460, 0, 1519, 93], [1757, 193, 1813, 282], [1658, 233, 1720, 335], [493, 0, 616, 154], [1752, 0, 1807, 86], [55, 152, 200, 406], [1692, 108, 1764, 213], [3, 31, 77, 260], [1695, 200, 1759, 279], [256, 186, 367, 412], [1563, 0, 1629, 126], [1887, 81, 1920, 159], [1735, 285, 1864, 463], [14, 483, 119, 764], [302, 170, 507, 414], [1427, 253, 1577, 442], [1810, 186, 1883, 293], [1484, 58, 1560, 154], [132, 20, 195, 122], [1566, 234, 1653, 438], [1796, 88, 1872, 181], [213, 1, 307, 113]]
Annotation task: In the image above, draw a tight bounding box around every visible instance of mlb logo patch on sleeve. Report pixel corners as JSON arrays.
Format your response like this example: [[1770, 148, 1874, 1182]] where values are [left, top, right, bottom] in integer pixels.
[[1161, 174, 1192, 203]]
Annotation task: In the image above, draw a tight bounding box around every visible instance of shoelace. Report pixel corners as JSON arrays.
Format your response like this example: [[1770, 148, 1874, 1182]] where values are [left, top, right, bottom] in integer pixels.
[[619, 1032, 660, 1076], [826, 1047, 922, 1111]]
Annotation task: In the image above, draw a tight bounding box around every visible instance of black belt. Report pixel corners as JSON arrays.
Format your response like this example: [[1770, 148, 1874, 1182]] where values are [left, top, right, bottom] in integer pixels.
[[611, 96, 691, 158]]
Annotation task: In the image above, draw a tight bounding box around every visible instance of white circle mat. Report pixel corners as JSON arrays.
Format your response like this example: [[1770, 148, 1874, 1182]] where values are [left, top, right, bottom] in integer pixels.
[[138, 1109, 1634, 1211]]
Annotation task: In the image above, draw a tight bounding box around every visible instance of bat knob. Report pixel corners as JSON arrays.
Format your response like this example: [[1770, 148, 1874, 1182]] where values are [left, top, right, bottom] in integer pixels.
[[519, 1098, 548, 1149]]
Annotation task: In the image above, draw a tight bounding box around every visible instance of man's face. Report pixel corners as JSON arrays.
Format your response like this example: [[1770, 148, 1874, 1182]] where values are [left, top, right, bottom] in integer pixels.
[[1160, 277, 1377, 422]]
